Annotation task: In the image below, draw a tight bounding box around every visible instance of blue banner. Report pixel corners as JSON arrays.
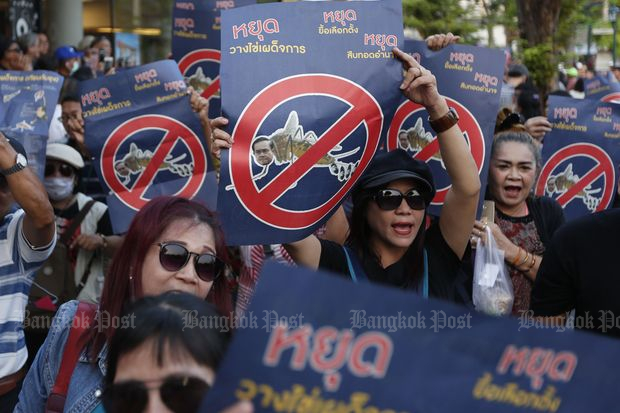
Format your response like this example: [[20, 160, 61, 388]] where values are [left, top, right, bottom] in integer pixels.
[[0, 70, 63, 177], [400, 41, 504, 216], [535, 95, 620, 220], [202, 261, 620, 413], [172, 0, 256, 119], [80, 60, 217, 233], [217, 0, 404, 245], [584, 75, 620, 102]]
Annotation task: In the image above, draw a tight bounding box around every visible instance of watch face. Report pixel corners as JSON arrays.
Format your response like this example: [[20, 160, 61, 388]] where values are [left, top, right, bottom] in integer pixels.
[[16, 153, 28, 167]]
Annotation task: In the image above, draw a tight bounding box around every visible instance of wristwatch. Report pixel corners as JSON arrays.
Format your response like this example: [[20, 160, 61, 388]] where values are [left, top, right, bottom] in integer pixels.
[[0, 153, 28, 176], [428, 107, 459, 133]]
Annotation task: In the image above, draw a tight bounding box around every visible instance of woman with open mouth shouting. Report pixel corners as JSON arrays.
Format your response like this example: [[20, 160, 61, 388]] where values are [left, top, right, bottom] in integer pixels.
[[472, 123, 565, 315], [283, 48, 481, 301]]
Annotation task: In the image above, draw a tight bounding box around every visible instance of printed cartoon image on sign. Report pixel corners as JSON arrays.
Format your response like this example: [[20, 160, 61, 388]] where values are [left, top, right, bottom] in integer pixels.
[[185, 67, 220, 98], [247, 111, 360, 183], [398, 117, 446, 168], [546, 163, 601, 212], [113, 142, 195, 186], [8, 88, 48, 131]]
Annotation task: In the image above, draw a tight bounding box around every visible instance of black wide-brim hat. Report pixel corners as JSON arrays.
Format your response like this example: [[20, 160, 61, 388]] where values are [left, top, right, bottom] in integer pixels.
[[352, 149, 436, 204]]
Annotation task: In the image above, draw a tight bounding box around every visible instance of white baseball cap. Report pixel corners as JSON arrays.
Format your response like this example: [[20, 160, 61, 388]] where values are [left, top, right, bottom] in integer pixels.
[[46, 143, 84, 169]]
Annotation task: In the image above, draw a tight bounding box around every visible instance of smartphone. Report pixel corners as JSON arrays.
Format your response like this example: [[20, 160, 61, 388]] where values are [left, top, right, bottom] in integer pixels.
[[481, 200, 495, 224], [103, 56, 114, 73]]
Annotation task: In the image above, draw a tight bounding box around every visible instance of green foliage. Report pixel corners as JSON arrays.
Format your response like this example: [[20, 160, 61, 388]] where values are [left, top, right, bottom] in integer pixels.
[[521, 42, 556, 92], [402, 0, 479, 43]]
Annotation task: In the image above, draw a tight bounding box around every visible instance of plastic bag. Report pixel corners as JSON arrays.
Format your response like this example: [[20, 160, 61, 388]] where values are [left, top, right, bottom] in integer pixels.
[[473, 226, 514, 316]]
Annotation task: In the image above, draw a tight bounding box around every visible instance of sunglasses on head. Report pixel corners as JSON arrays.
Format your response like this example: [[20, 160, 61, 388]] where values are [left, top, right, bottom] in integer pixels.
[[102, 375, 209, 413], [158, 242, 222, 283], [45, 163, 74, 178], [373, 189, 426, 211]]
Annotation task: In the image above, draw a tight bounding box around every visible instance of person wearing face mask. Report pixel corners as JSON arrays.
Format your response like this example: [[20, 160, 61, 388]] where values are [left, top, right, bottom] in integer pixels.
[[42, 143, 120, 304], [54, 45, 83, 78]]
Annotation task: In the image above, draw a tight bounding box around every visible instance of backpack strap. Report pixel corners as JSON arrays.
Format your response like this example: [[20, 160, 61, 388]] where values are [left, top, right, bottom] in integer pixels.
[[344, 245, 429, 300], [45, 302, 97, 413], [342, 246, 368, 282], [59, 200, 96, 245]]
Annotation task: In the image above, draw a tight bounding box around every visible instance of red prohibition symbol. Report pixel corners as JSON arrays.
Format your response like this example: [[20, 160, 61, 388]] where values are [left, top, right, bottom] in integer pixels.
[[101, 115, 207, 210], [387, 96, 485, 205], [535, 142, 615, 211], [230, 74, 383, 229], [177, 49, 221, 100]]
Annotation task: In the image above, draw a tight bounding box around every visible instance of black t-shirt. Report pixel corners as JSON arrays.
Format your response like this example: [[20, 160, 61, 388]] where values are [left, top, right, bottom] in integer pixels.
[[531, 209, 620, 338], [318, 220, 462, 301]]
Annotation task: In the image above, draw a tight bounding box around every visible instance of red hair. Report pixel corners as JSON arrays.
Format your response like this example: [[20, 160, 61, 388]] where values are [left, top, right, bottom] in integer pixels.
[[90, 196, 232, 356]]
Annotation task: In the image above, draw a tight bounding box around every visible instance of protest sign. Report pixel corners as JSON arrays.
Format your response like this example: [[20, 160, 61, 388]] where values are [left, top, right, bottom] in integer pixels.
[[172, 0, 256, 118], [80, 60, 217, 233], [0, 70, 63, 177], [396, 41, 504, 216], [202, 261, 620, 413], [217, 0, 404, 245], [536, 95, 620, 220], [584, 75, 620, 103]]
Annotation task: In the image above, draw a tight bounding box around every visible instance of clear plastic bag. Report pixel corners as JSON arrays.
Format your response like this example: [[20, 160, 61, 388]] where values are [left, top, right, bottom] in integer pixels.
[[473, 226, 514, 316]]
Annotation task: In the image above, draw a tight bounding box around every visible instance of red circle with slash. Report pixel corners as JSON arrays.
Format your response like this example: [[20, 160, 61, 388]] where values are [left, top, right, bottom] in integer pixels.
[[386, 97, 484, 205], [535, 143, 615, 211], [602, 92, 620, 103], [101, 115, 207, 210], [230, 74, 382, 229], [177, 49, 221, 100]]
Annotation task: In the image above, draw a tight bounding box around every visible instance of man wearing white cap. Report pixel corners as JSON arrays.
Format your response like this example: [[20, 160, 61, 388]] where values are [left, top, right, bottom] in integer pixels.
[[42, 143, 119, 303], [0, 132, 55, 411]]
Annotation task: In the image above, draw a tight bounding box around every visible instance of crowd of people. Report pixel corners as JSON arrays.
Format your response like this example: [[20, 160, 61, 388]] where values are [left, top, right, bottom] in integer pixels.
[[0, 27, 618, 413]]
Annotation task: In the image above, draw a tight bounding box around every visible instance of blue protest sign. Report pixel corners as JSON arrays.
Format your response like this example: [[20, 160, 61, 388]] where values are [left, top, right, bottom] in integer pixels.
[[584, 75, 620, 102], [217, 0, 403, 245], [398, 41, 504, 216], [80, 60, 217, 233], [0, 70, 63, 177], [172, 0, 256, 118], [202, 261, 620, 413], [535, 95, 620, 220]]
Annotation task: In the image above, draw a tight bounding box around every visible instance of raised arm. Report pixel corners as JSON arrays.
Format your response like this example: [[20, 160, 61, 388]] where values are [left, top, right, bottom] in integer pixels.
[[393, 47, 480, 258], [0, 133, 55, 248]]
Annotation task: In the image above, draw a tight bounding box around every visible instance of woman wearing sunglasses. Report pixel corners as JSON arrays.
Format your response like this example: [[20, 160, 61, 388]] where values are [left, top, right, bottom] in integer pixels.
[[211, 48, 480, 300], [104, 292, 251, 413], [16, 196, 233, 412], [285, 49, 481, 299]]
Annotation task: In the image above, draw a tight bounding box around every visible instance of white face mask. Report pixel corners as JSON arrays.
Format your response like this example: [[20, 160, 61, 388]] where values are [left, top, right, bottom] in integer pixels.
[[69, 60, 80, 75], [44, 177, 74, 201]]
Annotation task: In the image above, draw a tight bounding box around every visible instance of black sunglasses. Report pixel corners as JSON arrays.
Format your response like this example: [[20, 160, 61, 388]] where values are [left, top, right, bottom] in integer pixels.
[[158, 242, 222, 282], [373, 189, 426, 211], [102, 375, 209, 413], [45, 163, 75, 178]]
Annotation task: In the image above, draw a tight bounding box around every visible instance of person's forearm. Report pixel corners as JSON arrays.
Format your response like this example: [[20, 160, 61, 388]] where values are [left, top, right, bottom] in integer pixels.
[[428, 98, 480, 197], [6, 169, 54, 228]]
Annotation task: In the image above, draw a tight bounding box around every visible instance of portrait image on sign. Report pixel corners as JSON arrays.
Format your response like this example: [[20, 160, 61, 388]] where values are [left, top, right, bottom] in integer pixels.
[[387, 96, 485, 205], [101, 114, 208, 211], [228, 74, 382, 230]]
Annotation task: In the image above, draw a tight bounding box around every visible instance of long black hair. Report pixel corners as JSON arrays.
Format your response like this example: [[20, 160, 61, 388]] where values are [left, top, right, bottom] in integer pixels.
[[105, 291, 230, 385], [347, 187, 427, 289]]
